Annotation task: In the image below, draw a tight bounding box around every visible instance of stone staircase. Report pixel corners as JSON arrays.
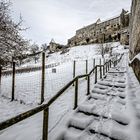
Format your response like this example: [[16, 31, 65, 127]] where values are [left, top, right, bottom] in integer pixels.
[[55, 61, 131, 140]]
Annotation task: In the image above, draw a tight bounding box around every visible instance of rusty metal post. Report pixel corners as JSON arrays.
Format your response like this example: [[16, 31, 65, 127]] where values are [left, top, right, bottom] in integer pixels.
[[11, 62, 16, 101], [87, 75, 90, 95], [41, 52, 45, 104], [42, 107, 49, 140], [74, 78, 78, 109], [95, 66, 97, 84]]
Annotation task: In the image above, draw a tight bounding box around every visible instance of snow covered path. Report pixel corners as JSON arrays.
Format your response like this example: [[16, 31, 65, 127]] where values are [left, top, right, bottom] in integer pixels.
[[54, 54, 134, 140]]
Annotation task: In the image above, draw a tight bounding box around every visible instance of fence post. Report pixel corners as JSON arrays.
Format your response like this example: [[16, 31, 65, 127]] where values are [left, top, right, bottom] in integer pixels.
[[74, 78, 78, 109], [42, 107, 49, 140], [87, 75, 90, 95], [11, 62, 15, 101], [41, 52, 45, 104], [0, 66, 2, 85], [95, 66, 97, 84]]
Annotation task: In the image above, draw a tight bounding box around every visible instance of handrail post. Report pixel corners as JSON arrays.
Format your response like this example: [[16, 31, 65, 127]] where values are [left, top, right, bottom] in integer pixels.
[[113, 60, 115, 67], [93, 58, 95, 68], [73, 60, 76, 79], [74, 78, 78, 109], [103, 65, 105, 76], [100, 59, 102, 79], [86, 60, 88, 80], [108, 61, 110, 71], [86, 60, 88, 74], [0, 65, 2, 85], [42, 107, 49, 140], [11, 62, 15, 101], [41, 52, 45, 104], [106, 62, 108, 73], [73, 60, 76, 86], [87, 75, 90, 95], [110, 60, 111, 68], [95, 66, 97, 84]]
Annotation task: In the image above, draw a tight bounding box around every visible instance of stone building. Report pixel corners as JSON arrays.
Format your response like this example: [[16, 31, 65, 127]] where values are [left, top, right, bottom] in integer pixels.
[[49, 39, 63, 53], [68, 9, 130, 47]]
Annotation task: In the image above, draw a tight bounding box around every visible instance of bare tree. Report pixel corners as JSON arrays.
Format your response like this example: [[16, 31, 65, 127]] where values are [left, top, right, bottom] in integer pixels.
[[0, 1, 29, 66]]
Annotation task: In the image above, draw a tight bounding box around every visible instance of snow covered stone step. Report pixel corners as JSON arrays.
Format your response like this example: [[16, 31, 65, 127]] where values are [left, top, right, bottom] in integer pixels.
[[94, 84, 109, 90], [79, 130, 112, 140], [115, 83, 126, 88], [88, 119, 131, 140], [104, 77, 126, 84], [110, 109, 130, 125], [90, 93, 107, 100], [116, 97, 126, 105], [68, 115, 93, 130], [62, 129, 82, 140], [98, 81, 126, 88], [77, 103, 111, 120], [91, 89, 123, 98], [92, 88, 108, 94], [77, 101, 129, 125], [117, 88, 125, 92], [98, 81, 116, 87]]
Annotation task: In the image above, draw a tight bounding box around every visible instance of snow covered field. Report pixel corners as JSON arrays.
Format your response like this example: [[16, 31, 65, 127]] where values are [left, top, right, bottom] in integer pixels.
[[0, 42, 127, 140]]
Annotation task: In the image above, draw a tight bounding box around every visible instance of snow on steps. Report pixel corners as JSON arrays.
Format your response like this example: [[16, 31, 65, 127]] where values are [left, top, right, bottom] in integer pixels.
[[54, 63, 132, 140]]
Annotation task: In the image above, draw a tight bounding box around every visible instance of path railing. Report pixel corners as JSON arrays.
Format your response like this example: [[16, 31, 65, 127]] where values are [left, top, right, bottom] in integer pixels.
[[0, 54, 123, 140]]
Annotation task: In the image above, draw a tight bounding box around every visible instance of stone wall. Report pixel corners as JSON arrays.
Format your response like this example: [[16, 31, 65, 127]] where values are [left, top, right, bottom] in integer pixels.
[[130, 0, 140, 59], [130, 0, 140, 83]]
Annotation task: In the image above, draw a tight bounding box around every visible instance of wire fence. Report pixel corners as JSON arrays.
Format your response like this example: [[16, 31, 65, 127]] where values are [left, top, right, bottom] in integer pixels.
[[0, 52, 107, 105]]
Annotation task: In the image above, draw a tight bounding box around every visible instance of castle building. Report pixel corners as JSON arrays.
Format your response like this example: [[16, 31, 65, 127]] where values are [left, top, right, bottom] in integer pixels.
[[68, 9, 130, 47]]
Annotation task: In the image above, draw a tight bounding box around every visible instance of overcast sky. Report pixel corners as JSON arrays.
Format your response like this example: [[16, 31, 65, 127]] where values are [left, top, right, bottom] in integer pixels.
[[11, 0, 131, 45]]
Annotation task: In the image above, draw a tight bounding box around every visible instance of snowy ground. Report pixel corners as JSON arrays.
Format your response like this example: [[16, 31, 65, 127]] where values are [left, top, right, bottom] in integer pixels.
[[0, 42, 127, 140]]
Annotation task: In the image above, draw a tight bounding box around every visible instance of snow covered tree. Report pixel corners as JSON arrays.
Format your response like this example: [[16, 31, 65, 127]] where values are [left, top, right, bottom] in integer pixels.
[[0, 1, 29, 66], [98, 43, 105, 63], [41, 43, 48, 51], [30, 43, 40, 63]]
